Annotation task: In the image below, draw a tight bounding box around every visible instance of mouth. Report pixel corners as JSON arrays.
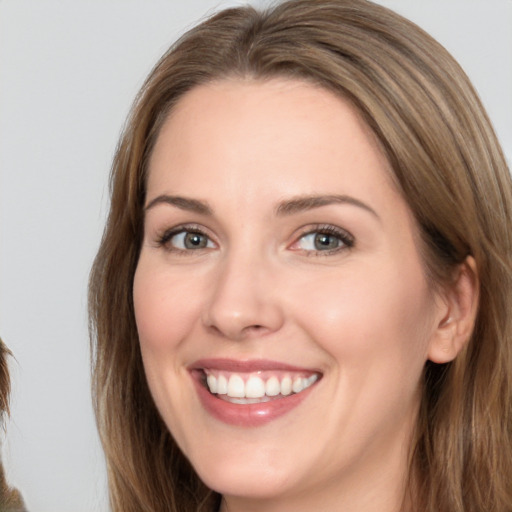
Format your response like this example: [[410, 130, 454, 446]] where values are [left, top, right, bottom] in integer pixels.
[[190, 359, 322, 426], [202, 369, 319, 404]]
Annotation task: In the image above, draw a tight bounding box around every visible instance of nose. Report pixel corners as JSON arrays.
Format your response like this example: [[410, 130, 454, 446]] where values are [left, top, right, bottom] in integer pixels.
[[202, 253, 285, 341]]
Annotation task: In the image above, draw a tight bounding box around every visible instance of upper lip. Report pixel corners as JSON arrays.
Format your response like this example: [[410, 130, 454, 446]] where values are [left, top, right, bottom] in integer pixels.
[[189, 358, 321, 374]]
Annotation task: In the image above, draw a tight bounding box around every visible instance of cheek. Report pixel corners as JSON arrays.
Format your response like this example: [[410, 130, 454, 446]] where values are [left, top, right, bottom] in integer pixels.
[[132, 258, 202, 440], [133, 258, 203, 355], [288, 259, 433, 371]]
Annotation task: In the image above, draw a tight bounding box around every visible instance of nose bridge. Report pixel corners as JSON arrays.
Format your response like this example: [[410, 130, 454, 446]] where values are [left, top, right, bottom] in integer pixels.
[[202, 243, 283, 340]]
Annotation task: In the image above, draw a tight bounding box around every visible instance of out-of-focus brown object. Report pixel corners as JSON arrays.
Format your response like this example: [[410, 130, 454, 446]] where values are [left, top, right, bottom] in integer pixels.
[[0, 338, 27, 512], [0, 339, 11, 415]]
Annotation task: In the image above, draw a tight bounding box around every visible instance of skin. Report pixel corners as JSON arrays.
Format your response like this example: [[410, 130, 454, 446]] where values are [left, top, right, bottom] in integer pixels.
[[133, 79, 471, 512]]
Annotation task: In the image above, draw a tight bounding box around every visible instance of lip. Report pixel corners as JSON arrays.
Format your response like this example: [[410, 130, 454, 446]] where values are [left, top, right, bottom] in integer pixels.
[[189, 358, 321, 427], [190, 358, 319, 373]]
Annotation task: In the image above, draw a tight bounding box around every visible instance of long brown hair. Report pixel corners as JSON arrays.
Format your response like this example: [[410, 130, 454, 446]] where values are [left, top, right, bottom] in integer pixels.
[[89, 1, 512, 510]]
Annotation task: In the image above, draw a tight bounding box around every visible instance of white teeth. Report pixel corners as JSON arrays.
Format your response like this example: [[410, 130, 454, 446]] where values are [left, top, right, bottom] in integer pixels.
[[265, 376, 280, 397], [245, 376, 266, 398], [292, 377, 304, 393], [307, 374, 318, 386], [204, 371, 320, 399], [281, 376, 292, 396], [217, 374, 228, 395], [227, 375, 245, 398], [207, 374, 217, 394]]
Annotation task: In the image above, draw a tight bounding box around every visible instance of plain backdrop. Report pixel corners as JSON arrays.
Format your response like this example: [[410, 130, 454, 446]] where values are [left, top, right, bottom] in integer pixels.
[[0, 1, 510, 510]]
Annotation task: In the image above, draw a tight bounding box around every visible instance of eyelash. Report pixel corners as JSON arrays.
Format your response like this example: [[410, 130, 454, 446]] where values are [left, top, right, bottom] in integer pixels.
[[291, 224, 355, 256], [155, 223, 355, 256], [156, 224, 214, 254]]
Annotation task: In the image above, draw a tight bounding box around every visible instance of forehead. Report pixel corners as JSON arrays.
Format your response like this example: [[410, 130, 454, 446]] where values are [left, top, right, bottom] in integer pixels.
[[147, 78, 403, 219]]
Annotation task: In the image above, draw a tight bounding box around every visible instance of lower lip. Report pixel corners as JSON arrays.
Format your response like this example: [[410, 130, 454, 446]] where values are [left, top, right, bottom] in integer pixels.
[[191, 371, 316, 427]]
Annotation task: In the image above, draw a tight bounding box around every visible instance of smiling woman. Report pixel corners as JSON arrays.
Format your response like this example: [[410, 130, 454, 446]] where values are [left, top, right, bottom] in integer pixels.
[[134, 80, 459, 507], [88, 1, 512, 511]]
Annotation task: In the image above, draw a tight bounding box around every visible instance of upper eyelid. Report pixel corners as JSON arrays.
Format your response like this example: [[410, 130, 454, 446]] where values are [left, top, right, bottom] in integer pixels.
[[156, 223, 215, 245], [159, 223, 211, 235], [294, 224, 354, 242]]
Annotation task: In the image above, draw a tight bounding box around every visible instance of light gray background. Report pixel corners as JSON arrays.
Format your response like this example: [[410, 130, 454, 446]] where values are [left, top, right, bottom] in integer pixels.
[[0, 1, 510, 511]]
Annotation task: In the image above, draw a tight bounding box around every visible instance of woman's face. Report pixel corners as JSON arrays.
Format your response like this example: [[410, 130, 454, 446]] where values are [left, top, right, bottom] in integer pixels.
[[133, 79, 446, 508]]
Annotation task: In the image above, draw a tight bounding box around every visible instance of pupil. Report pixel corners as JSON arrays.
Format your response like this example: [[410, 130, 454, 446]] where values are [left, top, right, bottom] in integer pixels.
[[185, 232, 206, 249], [315, 233, 338, 250]]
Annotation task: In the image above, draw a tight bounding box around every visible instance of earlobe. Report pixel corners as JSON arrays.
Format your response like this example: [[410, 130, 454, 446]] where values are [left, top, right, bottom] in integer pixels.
[[428, 256, 479, 364]]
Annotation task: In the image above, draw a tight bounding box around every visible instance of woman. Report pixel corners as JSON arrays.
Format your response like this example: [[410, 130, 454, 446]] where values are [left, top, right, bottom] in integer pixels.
[[89, 1, 512, 511]]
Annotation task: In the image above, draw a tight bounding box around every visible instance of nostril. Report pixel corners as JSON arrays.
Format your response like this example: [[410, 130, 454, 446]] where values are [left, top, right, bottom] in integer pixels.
[[246, 324, 264, 332], [238, 324, 272, 338], [202, 293, 285, 340]]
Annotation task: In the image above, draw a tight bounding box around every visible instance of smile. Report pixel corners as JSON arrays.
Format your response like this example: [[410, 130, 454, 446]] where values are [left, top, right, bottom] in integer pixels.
[[204, 370, 319, 403], [190, 359, 322, 426]]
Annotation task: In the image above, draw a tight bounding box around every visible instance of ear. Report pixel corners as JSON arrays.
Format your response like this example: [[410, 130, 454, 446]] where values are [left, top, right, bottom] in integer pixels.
[[428, 256, 479, 364]]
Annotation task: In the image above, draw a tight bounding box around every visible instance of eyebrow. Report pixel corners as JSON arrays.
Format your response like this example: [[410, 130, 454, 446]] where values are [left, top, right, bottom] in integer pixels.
[[145, 195, 213, 215], [144, 193, 379, 220], [276, 194, 380, 220]]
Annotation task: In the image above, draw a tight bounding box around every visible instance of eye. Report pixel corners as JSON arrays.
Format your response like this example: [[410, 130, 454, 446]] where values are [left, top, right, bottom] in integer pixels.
[[299, 232, 341, 251], [172, 231, 213, 249], [158, 226, 215, 252], [291, 225, 354, 254]]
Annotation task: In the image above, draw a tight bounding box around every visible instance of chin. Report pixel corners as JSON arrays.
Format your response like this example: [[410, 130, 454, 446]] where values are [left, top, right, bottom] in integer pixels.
[[198, 464, 292, 500], [182, 436, 300, 499]]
